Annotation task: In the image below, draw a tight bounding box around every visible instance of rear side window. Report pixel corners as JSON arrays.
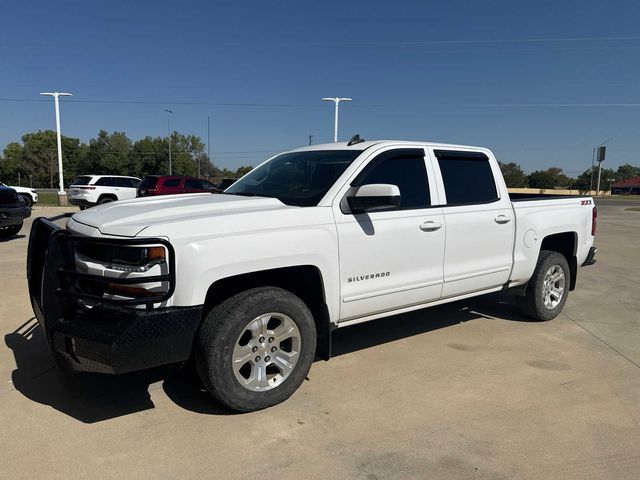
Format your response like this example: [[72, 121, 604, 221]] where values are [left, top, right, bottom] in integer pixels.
[[162, 178, 181, 188], [353, 149, 430, 210], [115, 177, 137, 188], [71, 176, 92, 186], [95, 177, 118, 187], [435, 150, 498, 205]]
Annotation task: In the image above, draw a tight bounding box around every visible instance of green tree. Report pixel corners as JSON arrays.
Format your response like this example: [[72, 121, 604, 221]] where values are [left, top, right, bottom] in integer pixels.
[[86, 130, 133, 175], [573, 166, 616, 192], [235, 165, 253, 178], [499, 161, 527, 188], [614, 164, 640, 182], [527, 167, 571, 189]]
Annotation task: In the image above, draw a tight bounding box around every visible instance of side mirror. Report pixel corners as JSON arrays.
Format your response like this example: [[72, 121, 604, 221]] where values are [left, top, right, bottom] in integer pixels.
[[347, 184, 401, 214]]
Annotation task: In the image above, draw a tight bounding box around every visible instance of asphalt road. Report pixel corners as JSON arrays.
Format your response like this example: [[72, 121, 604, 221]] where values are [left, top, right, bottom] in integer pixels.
[[1, 204, 639, 479]]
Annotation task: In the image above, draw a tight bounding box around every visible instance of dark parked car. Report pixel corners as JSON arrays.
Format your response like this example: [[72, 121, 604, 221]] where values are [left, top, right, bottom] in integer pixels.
[[0, 186, 31, 238], [137, 176, 218, 197]]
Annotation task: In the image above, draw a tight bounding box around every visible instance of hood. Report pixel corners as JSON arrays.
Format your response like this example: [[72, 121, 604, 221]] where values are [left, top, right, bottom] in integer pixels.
[[71, 193, 290, 237]]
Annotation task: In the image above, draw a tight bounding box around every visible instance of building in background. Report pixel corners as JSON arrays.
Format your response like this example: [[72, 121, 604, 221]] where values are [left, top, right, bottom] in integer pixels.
[[611, 177, 640, 195]]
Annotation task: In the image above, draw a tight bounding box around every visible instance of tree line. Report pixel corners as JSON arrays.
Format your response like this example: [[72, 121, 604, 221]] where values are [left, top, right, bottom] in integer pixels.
[[2, 130, 638, 191], [499, 162, 640, 191], [0, 130, 253, 188]]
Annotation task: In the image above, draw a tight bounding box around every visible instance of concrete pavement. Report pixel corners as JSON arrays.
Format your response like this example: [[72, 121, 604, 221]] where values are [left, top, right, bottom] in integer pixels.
[[1, 204, 639, 479]]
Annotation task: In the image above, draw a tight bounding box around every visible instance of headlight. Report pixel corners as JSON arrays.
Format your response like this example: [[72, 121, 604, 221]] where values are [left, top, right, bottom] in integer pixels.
[[76, 244, 167, 272]]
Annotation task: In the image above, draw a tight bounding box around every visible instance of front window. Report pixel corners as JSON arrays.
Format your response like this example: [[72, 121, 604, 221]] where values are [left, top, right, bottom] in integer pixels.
[[225, 150, 363, 206]]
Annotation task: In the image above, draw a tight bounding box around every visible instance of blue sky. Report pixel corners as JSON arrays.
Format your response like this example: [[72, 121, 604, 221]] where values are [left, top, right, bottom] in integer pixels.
[[0, 0, 639, 173]]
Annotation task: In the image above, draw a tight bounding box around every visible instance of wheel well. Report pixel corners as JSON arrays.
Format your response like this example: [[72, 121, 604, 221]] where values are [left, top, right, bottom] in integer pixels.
[[540, 232, 578, 290], [97, 194, 117, 202], [203, 265, 332, 360]]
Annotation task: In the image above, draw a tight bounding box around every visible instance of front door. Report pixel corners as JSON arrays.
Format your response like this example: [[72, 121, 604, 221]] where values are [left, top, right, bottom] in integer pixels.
[[334, 147, 446, 321]]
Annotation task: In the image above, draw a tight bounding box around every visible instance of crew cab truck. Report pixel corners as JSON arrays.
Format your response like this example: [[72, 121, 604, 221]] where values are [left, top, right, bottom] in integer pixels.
[[27, 139, 598, 412]]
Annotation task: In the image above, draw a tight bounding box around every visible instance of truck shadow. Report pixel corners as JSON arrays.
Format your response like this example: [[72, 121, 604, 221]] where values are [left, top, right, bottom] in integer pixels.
[[0, 234, 26, 243], [5, 292, 528, 423]]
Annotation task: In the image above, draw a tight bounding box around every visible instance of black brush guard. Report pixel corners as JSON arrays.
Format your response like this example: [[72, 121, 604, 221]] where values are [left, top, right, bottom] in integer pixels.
[[27, 214, 202, 374]]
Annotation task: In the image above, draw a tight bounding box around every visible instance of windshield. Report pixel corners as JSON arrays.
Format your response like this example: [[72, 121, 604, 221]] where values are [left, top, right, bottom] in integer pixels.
[[225, 150, 362, 206]]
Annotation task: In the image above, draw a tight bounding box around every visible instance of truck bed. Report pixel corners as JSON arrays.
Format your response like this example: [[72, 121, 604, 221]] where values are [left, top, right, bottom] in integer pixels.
[[509, 192, 588, 202]]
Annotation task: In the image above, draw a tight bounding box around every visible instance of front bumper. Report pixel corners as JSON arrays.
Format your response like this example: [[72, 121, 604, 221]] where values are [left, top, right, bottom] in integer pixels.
[[0, 205, 30, 227], [27, 214, 202, 374]]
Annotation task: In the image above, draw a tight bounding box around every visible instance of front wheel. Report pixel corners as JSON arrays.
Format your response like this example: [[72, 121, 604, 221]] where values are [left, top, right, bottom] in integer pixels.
[[517, 250, 570, 321], [195, 287, 317, 412]]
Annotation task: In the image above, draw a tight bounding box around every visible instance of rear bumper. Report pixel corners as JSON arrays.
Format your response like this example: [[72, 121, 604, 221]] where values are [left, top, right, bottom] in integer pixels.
[[0, 205, 30, 227], [27, 215, 201, 374], [68, 198, 94, 208], [582, 246, 597, 266]]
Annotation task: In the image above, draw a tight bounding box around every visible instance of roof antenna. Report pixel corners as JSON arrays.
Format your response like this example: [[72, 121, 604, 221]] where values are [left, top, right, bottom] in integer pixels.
[[347, 134, 365, 146]]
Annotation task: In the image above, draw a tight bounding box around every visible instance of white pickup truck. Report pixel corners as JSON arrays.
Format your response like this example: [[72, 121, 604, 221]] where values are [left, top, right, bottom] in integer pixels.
[[27, 138, 597, 411]]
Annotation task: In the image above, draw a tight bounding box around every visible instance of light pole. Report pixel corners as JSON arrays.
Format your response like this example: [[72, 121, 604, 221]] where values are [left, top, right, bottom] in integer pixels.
[[590, 137, 612, 193], [322, 97, 352, 142], [164, 109, 174, 175], [40, 91, 72, 205]]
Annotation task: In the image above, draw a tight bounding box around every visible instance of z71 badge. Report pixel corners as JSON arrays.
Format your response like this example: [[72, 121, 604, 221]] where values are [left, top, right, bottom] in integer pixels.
[[580, 199, 592, 205]]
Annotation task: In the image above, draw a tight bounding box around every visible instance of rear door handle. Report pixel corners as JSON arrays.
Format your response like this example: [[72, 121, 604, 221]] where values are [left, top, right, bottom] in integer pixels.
[[420, 221, 442, 232], [495, 215, 511, 224]]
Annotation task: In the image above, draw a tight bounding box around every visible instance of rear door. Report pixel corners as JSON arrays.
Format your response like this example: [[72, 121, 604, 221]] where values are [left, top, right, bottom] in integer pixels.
[[115, 177, 138, 199], [430, 149, 515, 297], [160, 177, 182, 195], [334, 147, 445, 321]]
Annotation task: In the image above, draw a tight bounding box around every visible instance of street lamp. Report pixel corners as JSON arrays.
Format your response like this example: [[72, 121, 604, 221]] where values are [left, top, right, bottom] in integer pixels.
[[164, 109, 174, 175], [590, 137, 612, 193], [40, 91, 72, 205], [322, 97, 352, 142]]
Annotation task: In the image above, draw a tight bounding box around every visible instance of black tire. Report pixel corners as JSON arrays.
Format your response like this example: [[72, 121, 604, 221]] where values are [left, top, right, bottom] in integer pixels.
[[98, 196, 115, 205], [517, 250, 570, 321], [79, 205, 87, 210], [0, 222, 23, 239], [195, 287, 317, 412], [19, 194, 33, 208]]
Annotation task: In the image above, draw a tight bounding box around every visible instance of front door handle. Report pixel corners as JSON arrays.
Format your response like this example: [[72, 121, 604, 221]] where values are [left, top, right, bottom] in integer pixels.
[[420, 221, 442, 232], [495, 215, 511, 224]]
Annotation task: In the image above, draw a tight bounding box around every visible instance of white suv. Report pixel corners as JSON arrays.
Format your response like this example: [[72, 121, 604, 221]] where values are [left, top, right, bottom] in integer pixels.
[[0, 182, 38, 207], [69, 175, 141, 209]]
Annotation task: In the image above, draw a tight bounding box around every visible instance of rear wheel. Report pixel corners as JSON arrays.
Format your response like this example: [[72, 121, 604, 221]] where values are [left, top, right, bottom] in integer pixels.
[[195, 287, 317, 412], [98, 196, 115, 205], [517, 250, 570, 321], [0, 222, 23, 239]]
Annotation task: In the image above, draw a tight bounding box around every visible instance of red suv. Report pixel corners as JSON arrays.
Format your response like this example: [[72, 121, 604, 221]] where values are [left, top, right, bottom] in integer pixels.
[[137, 176, 218, 197]]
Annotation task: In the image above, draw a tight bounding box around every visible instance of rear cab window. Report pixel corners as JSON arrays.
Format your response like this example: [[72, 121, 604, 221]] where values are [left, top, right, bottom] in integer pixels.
[[434, 150, 499, 205]]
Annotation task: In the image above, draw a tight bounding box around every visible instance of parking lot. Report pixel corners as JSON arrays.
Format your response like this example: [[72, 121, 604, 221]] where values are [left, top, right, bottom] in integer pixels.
[[1, 199, 639, 479]]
